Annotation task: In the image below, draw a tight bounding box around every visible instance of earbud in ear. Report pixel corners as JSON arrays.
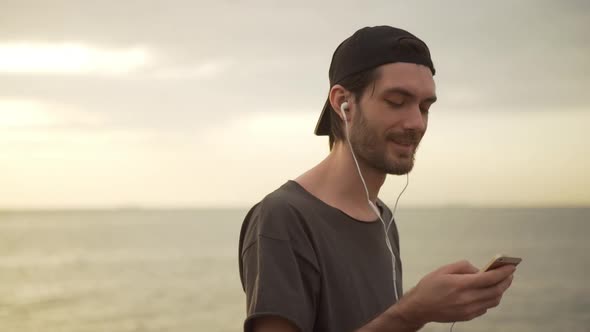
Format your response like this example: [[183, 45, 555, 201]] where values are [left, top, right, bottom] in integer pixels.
[[340, 102, 349, 121]]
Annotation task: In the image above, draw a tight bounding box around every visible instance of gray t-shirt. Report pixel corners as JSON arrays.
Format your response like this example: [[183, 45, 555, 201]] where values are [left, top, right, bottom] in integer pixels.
[[239, 180, 403, 332]]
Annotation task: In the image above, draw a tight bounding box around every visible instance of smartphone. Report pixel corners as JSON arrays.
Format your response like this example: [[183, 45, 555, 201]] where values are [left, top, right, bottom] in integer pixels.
[[480, 254, 522, 272]]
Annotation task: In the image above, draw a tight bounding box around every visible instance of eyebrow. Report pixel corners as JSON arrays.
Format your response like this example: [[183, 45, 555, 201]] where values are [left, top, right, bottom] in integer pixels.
[[382, 87, 437, 103]]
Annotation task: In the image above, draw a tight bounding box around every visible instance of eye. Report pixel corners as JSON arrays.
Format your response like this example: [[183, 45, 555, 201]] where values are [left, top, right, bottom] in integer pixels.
[[386, 99, 404, 108]]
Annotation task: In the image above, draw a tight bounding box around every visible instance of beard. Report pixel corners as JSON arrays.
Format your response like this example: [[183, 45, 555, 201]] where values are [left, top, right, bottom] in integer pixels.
[[348, 106, 424, 175]]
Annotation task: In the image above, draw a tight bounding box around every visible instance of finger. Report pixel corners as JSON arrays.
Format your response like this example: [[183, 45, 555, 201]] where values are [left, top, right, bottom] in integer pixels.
[[461, 274, 514, 303], [465, 308, 488, 321], [460, 296, 505, 322], [471, 295, 505, 312], [436, 260, 479, 275], [460, 265, 515, 288], [458, 306, 488, 322]]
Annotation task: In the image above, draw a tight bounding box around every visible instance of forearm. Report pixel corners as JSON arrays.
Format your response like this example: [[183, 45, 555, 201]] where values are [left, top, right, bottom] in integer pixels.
[[355, 300, 424, 332]]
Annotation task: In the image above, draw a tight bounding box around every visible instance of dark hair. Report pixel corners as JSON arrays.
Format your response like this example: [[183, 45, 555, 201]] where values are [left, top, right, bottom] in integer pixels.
[[328, 38, 432, 150]]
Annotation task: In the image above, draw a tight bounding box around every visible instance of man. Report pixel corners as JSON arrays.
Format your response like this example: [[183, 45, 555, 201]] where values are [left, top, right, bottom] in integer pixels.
[[238, 26, 516, 332]]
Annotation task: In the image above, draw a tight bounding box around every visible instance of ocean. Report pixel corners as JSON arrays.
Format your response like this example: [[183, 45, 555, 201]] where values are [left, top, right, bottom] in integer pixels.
[[0, 208, 588, 332]]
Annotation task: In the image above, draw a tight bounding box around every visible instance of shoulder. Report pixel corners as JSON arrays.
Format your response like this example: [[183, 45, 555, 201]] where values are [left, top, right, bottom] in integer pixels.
[[243, 182, 309, 241], [239, 181, 315, 252]]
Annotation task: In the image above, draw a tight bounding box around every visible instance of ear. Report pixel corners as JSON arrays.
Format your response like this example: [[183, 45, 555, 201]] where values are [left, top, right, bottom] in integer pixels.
[[328, 84, 351, 122]]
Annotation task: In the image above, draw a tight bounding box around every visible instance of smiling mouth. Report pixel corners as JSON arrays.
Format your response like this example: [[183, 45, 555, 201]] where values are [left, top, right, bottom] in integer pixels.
[[390, 140, 415, 147]]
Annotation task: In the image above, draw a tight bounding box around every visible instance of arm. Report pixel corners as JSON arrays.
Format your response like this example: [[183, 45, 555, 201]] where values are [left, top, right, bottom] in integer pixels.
[[250, 261, 515, 332], [249, 302, 422, 332], [240, 200, 320, 332], [251, 316, 300, 332], [358, 260, 516, 332], [355, 302, 424, 332], [252, 304, 422, 332]]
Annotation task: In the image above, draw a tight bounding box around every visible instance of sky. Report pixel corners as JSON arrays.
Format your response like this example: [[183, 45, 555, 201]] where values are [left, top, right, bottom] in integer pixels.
[[1, 0, 589, 208]]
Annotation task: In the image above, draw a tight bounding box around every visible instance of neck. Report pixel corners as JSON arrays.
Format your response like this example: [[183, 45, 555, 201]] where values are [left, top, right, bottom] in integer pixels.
[[295, 140, 386, 220], [329, 141, 386, 202]]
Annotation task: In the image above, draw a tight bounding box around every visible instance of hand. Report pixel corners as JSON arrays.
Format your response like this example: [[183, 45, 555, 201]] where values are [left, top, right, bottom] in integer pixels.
[[396, 260, 516, 325]]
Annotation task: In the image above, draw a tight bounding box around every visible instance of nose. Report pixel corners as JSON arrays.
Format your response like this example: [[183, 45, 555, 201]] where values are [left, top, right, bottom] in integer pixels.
[[402, 104, 427, 133]]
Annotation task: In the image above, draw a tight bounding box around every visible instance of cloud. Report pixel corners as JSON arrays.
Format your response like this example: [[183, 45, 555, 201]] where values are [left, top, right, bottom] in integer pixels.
[[0, 0, 587, 137], [0, 42, 150, 75], [149, 58, 235, 79], [0, 99, 104, 129]]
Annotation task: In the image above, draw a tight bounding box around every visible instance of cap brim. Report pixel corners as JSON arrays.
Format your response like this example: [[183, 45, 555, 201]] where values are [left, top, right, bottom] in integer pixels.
[[314, 97, 331, 136]]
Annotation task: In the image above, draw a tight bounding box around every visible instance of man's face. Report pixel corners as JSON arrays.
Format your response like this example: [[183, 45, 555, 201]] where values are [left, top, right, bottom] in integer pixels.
[[349, 62, 436, 175]]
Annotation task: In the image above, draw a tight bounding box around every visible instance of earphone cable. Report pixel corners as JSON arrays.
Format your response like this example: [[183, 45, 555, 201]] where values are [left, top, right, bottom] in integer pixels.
[[343, 107, 407, 302]]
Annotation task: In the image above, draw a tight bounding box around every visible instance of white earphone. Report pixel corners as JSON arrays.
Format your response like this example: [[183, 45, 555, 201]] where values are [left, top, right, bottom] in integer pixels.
[[338, 98, 401, 302], [340, 101, 349, 121]]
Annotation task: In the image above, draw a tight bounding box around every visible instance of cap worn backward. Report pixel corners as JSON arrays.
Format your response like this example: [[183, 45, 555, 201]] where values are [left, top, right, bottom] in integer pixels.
[[314, 97, 333, 136]]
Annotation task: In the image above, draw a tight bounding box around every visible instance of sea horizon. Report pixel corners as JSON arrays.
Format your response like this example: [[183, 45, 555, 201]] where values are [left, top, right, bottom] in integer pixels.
[[1, 204, 589, 213]]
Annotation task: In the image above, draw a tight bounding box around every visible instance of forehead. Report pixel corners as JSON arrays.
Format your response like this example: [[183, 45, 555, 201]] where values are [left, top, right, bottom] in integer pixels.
[[372, 62, 436, 98]]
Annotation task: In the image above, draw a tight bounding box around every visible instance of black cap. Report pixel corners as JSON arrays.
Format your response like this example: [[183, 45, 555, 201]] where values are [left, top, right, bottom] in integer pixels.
[[314, 26, 435, 136]]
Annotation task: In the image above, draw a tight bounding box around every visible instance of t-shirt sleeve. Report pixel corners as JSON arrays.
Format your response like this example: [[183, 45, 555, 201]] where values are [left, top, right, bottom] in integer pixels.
[[239, 199, 319, 332]]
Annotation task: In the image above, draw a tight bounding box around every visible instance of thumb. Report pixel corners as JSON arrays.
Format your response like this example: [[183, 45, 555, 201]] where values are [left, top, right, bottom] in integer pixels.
[[434, 260, 479, 275]]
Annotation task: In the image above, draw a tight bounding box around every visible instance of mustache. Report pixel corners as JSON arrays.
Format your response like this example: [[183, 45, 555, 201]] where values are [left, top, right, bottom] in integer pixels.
[[385, 130, 423, 145]]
